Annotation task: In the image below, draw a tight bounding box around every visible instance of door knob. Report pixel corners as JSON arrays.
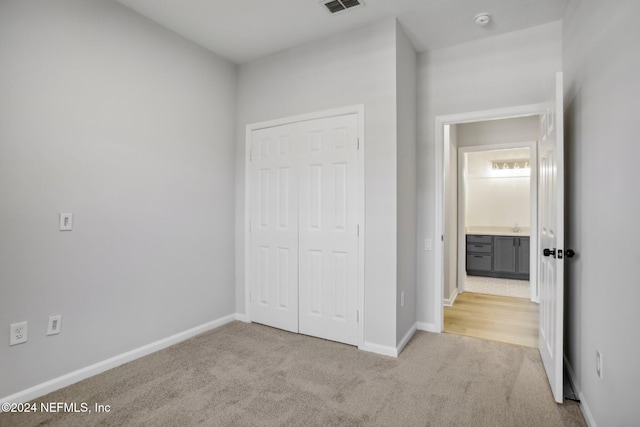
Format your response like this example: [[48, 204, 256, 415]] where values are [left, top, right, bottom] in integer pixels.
[[543, 248, 556, 257], [565, 249, 576, 258]]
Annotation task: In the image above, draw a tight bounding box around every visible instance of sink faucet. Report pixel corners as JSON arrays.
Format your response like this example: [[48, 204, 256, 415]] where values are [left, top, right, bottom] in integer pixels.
[[512, 223, 521, 233]]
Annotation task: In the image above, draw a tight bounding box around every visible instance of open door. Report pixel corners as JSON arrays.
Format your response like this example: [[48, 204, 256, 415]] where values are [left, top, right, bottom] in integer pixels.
[[538, 72, 564, 403], [249, 124, 300, 333]]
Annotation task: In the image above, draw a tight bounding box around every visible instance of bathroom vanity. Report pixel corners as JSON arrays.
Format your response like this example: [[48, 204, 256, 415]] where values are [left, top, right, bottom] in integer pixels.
[[466, 233, 530, 280]]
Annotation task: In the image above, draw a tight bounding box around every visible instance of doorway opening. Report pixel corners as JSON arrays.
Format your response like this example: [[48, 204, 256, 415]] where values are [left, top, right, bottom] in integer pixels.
[[434, 74, 565, 401], [458, 145, 535, 300], [444, 120, 540, 347], [434, 104, 548, 346]]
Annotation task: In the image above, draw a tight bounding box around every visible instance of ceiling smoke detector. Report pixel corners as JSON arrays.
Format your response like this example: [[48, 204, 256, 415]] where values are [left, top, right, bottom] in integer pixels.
[[320, 0, 364, 15], [474, 12, 492, 26]]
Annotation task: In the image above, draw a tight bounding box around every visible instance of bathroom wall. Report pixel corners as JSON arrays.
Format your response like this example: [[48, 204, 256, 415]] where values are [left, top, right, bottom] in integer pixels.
[[465, 149, 531, 229], [455, 115, 537, 232]]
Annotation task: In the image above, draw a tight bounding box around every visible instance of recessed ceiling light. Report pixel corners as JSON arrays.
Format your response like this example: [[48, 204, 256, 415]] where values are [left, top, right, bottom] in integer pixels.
[[474, 12, 492, 26]]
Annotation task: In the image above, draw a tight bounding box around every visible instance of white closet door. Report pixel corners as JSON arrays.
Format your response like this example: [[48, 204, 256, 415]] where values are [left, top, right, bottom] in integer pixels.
[[298, 114, 359, 345], [249, 125, 299, 333]]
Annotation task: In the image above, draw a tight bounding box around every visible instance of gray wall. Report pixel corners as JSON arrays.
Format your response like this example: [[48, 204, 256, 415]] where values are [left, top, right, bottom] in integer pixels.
[[563, 0, 640, 424], [416, 22, 562, 327], [395, 23, 418, 345], [0, 0, 237, 398], [236, 19, 399, 349], [456, 116, 540, 147]]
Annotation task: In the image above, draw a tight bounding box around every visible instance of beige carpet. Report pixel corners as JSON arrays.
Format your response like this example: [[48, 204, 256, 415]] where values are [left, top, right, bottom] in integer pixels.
[[1, 322, 585, 426]]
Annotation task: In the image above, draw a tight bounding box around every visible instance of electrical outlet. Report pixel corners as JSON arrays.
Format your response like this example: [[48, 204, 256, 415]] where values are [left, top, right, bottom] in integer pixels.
[[596, 350, 603, 379], [10, 321, 28, 346], [47, 315, 62, 336], [401, 291, 405, 307]]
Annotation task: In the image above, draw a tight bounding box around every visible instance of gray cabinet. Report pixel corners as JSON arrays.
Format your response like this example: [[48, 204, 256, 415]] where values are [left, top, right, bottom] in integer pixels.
[[517, 237, 530, 275], [466, 234, 530, 280], [494, 236, 517, 273], [466, 235, 493, 274]]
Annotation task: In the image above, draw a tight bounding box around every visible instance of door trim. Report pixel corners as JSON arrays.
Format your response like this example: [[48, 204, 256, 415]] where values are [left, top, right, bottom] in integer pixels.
[[434, 103, 547, 332], [244, 104, 365, 347]]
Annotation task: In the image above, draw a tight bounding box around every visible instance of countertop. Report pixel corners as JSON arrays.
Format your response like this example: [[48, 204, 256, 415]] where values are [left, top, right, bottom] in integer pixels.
[[466, 226, 530, 237]]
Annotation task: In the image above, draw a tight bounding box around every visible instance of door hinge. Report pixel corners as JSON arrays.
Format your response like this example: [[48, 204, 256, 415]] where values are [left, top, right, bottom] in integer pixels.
[[356, 310, 359, 323], [357, 224, 360, 236], [249, 149, 252, 162], [249, 291, 252, 303], [441, 235, 444, 242], [357, 138, 360, 150]]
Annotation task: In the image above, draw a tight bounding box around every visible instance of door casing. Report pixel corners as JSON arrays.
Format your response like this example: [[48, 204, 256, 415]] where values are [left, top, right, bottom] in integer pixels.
[[432, 103, 547, 332]]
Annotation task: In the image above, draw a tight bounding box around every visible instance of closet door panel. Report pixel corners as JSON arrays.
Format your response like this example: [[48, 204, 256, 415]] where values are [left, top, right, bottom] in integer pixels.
[[249, 127, 299, 333], [298, 114, 359, 345]]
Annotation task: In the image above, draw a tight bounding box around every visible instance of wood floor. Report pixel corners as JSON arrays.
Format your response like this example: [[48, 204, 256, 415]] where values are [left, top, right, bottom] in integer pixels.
[[444, 292, 539, 348]]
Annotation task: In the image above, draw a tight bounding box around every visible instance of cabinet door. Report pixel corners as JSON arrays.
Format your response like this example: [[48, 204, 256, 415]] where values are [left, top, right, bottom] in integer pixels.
[[493, 237, 516, 273], [467, 254, 492, 272], [517, 237, 530, 275]]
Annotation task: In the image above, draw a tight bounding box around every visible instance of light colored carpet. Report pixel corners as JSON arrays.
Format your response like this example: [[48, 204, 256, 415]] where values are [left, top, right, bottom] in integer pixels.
[[1, 322, 585, 426], [464, 274, 531, 299]]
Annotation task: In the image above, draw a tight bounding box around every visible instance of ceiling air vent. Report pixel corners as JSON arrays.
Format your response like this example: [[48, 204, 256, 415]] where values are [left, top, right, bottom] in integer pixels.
[[320, 0, 364, 14]]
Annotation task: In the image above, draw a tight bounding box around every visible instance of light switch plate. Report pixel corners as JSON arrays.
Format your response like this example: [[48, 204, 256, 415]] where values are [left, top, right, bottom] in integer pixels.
[[47, 315, 62, 336], [59, 213, 73, 231]]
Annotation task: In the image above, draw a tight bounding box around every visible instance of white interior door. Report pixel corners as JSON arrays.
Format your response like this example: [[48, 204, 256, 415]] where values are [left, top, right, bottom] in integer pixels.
[[298, 115, 359, 345], [249, 112, 360, 346], [249, 125, 299, 333], [538, 72, 565, 403]]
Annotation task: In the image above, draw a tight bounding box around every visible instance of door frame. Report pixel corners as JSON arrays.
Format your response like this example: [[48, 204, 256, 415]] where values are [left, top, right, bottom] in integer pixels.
[[434, 103, 547, 332], [244, 104, 365, 346], [456, 141, 538, 302]]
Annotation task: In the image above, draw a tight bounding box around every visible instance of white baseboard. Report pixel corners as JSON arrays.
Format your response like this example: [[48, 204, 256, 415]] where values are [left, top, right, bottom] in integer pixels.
[[564, 355, 597, 427], [396, 323, 417, 355], [0, 313, 237, 409], [416, 322, 440, 333], [359, 341, 398, 358], [443, 288, 459, 307]]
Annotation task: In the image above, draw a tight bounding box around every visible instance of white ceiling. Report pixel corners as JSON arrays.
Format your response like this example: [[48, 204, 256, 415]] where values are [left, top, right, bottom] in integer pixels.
[[115, 0, 568, 64]]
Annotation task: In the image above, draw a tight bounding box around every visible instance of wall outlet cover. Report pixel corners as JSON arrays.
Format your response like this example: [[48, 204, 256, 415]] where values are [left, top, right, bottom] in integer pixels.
[[10, 321, 28, 346]]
